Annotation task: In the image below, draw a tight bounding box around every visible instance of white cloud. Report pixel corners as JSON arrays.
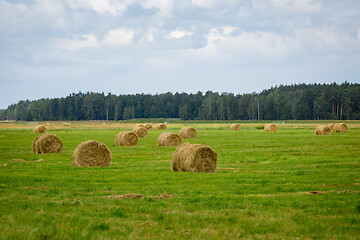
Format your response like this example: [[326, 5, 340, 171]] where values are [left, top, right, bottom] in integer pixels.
[[269, 0, 322, 13], [198, 27, 301, 61], [65, 0, 128, 15], [102, 28, 134, 46], [52, 34, 99, 51], [141, 0, 174, 16], [191, 0, 237, 8], [167, 30, 194, 39]]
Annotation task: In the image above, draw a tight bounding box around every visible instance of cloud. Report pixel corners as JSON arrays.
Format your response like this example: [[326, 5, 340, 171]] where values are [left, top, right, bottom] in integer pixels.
[[65, 0, 127, 15], [167, 30, 194, 39], [102, 28, 135, 46], [191, 0, 237, 8], [52, 34, 99, 51]]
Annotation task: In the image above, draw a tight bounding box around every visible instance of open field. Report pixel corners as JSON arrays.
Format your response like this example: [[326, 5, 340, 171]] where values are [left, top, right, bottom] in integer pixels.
[[0, 121, 360, 239]]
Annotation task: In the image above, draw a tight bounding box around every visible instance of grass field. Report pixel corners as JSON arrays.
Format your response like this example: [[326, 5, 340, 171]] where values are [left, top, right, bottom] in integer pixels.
[[0, 121, 359, 239]]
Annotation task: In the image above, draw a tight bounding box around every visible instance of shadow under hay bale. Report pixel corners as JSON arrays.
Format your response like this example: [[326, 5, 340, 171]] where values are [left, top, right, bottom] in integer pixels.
[[115, 131, 138, 146], [264, 123, 277, 132], [32, 134, 63, 154], [73, 140, 111, 167], [33, 125, 47, 133], [230, 123, 241, 130], [179, 127, 197, 139], [333, 123, 348, 132], [171, 143, 217, 173], [145, 123, 153, 130], [157, 132, 181, 146], [315, 125, 331, 135], [132, 127, 148, 138], [156, 123, 167, 130]]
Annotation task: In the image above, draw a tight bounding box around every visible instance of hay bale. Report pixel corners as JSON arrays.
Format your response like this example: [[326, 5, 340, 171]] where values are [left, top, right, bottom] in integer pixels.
[[73, 140, 111, 167], [315, 125, 331, 135], [135, 123, 145, 128], [33, 125, 47, 133], [144, 123, 153, 130], [157, 132, 181, 146], [156, 123, 167, 130], [327, 123, 335, 131], [115, 131, 138, 146], [179, 127, 197, 139], [171, 143, 217, 173], [230, 123, 241, 130], [132, 127, 148, 138], [32, 134, 63, 154], [333, 123, 348, 132], [264, 123, 277, 132]]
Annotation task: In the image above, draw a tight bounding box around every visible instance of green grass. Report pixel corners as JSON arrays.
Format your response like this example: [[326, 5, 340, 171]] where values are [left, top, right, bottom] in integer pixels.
[[0, 123, 359, 239]]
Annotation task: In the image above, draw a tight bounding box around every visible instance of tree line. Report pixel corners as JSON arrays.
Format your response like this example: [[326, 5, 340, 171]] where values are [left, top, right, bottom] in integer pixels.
[[1, 82, 359, 121]]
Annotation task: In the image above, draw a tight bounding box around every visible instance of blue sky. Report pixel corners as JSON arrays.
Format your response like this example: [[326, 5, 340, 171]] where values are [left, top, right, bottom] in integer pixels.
[[1, 0, 360, 109]]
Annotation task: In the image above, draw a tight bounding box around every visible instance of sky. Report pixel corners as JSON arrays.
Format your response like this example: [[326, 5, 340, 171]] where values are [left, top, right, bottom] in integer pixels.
[[1, 0, 360, 109]]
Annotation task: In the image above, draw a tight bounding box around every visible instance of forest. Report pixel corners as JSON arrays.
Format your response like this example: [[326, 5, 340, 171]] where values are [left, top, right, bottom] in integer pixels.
[[1, 82, 359, 121]]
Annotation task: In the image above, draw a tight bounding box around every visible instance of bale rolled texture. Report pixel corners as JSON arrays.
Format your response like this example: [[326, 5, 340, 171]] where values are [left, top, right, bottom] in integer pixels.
[[333, 123, 348, 132], [132, 127, 148, 138], [179, 127, 197, 139], [264, 123, 277, 132], [73, 140, 111, 167], [156, 123, 167, 130], [327, 123, 335, 131], [315, 125, 331, 135], [32, 134, 63, 154], [230, 123, 241, 130], [33, 125, 47, 133], [171, 143, 217, 173], [135, 123, 145, 128], [115, 131, 138, 146], [157, 132, 181, 146], [145, 123, 153, 130]]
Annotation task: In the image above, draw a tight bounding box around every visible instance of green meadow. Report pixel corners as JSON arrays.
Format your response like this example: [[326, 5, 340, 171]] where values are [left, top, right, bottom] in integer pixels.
[[0, 122, 359, 239]]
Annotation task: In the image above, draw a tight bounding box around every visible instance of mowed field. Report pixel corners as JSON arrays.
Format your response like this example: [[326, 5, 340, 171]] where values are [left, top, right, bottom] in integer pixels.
[[0, 121, 359, 239]]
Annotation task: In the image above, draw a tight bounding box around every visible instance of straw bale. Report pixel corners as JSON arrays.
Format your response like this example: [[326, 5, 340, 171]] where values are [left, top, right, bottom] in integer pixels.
[[156, 123, 167, 130], [230, 123, 241, 130], [144, 123, 153, 130], [33, 125, 47, 133], [32, 134, 63, 154], [132, 127, 148, 138], [315, 125, 331, 135], [73, 140, 111, 167], [179, 127, 197, 139], [157, 132, 181, 146], [264, 123, 277, 132], [333, 123, 348, 132], [135, 123, 145, 128], [171, 143, 217, 173], [327, 123, 335, 131], [115, 131, 138, 146]]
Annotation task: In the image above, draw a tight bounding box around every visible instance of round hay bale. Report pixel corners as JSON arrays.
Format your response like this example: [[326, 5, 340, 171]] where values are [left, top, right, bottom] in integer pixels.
[[132, 127, 148, 138], [179, 127, 197, 139], [157, 132, 181, 146], [171, 143, 217, 173], [156, 123, 167, 130], [333, 123, 348, 132], [315, 125, 331, 135], [135, 123, 145, 128], [32, 134, 63, 154], [264, 123, 277, 132], [115, 131, 138, 146], [144, 123, 153, 130], [230, 123, 241, 130], [327, 123, 335, 131], [73, 140, 111, 167], [33, 125, 47, 133]]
